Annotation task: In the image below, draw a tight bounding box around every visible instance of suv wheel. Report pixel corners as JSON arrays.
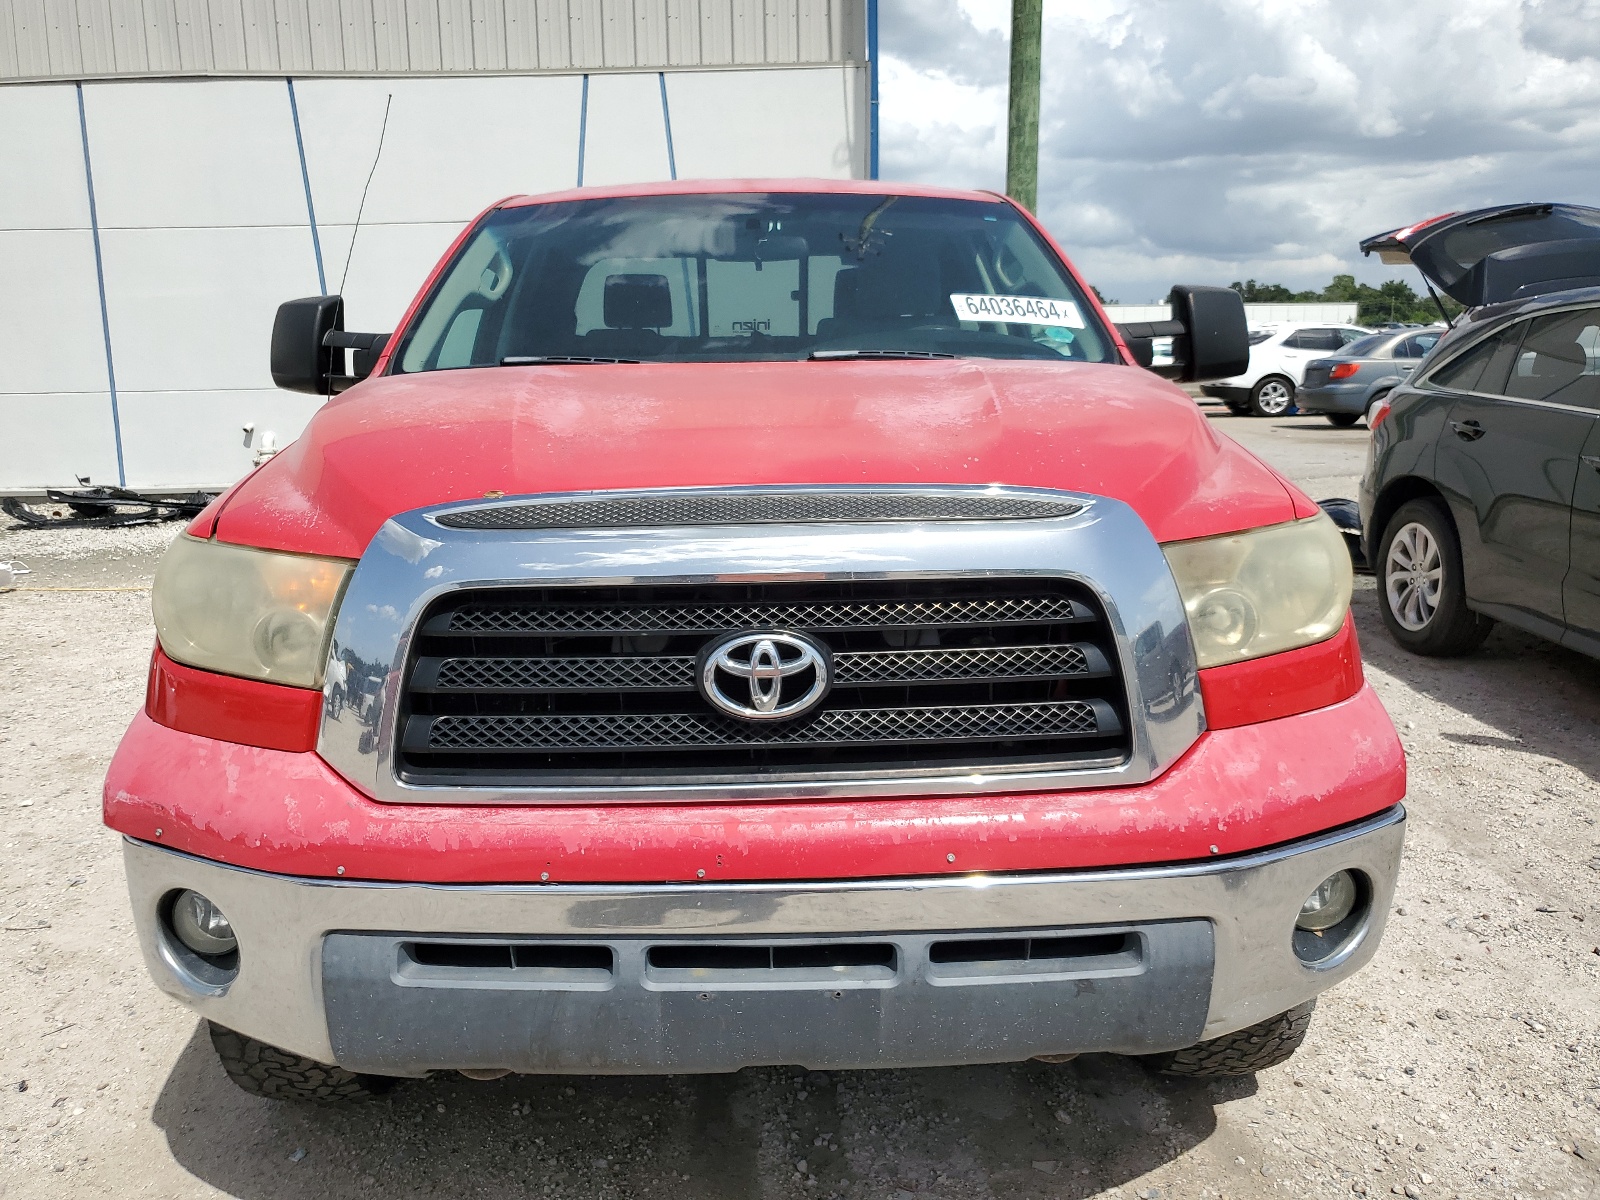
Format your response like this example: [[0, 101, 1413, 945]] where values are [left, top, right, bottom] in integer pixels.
[[1377, 498, 1493, 655], [1325, 412, 1361, 427], [208, 1022, 394, 1103], [1142, 1002, 1315, 1077], [1248, 375, 1295, 417]]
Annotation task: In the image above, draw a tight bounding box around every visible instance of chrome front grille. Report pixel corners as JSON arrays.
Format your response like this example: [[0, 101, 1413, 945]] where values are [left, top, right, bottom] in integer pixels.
[[398, 578, 1131, 787]]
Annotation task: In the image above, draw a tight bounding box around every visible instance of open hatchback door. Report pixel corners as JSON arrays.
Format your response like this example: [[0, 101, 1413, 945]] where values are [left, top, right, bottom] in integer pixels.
[[1361, 203, 1600, 308]]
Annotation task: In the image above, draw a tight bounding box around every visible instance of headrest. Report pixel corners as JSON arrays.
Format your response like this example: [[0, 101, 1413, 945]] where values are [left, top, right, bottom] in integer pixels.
[[604, 274, 672, 329], [831, 253, 942, 321]]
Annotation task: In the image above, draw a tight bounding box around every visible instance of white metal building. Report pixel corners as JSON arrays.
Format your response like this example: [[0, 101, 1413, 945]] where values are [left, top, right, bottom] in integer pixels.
[[0, 0, 873, 492], [1103, 303, 1361, 327]]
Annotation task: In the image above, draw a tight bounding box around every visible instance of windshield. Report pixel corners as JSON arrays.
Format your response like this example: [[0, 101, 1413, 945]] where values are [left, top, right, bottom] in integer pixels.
[[394, 193, 1113, 370]]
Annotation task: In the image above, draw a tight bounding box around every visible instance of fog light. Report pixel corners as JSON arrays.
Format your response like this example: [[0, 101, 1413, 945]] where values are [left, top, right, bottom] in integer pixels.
[[1297, 871, 1358, 932], [171, 890, 237, 957]]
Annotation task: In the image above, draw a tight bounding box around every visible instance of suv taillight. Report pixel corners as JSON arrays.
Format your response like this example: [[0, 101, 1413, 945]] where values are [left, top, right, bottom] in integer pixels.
[[1329, 362, 1360, 380], [1368, 395, 1393, 432]]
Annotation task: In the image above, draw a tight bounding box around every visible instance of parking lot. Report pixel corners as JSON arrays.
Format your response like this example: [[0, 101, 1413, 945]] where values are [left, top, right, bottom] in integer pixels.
[[0, 406, 1596, 1200]]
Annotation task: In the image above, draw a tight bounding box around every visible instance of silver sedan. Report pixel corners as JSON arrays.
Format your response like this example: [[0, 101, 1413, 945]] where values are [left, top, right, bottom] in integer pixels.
[[1296, 327, 1444, 426]]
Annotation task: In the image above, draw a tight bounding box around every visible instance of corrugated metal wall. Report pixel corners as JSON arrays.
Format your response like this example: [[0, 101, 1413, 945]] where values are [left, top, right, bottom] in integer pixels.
[[0, 0, 866, 81]]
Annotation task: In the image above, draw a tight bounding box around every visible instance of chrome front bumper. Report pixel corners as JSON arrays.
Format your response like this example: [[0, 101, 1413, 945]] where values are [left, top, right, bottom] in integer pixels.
[[122, 805, 1405, 1075]]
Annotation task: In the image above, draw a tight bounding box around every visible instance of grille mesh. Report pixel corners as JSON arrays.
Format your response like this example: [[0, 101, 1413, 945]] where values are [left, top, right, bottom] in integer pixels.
[[835, 644, 1092, 684], [436, 656, 693, 691], [426, 644, 1098, 693], [422, 702, 1101, 753], [443, 594, 1087, 635], [434, 491, 1085, 530]]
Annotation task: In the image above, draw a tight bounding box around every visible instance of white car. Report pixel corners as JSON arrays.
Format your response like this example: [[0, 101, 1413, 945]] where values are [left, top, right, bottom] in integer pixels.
[[1200, 322, 1373, 416]]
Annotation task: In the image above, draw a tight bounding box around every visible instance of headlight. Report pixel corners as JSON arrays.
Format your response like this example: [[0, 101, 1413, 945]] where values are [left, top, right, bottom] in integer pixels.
[[1163, 514, 1352, 668], [153, 535, 353, 688]]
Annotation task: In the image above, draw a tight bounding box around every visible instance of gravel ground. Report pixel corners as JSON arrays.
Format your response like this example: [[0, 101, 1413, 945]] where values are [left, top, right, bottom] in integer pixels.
[[0, 408, 1596, 1200]]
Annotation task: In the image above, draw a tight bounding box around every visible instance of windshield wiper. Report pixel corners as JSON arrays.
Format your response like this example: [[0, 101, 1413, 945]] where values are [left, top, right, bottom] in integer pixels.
[[500, 355, 642, 366], [808, 349, 957, 361]]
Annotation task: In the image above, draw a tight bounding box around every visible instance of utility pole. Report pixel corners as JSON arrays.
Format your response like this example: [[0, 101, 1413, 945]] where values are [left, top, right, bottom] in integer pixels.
[[1006, 0, 1042, 212]]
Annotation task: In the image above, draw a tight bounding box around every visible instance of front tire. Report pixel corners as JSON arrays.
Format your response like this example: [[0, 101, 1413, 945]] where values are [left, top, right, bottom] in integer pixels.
[[1248, 375, 1295, 417], [1325, 412, 1361, 427], [1143, 1002, 1315, 1077], [1377, 498, 1493, 655], [208, 1022, 392, 1104]]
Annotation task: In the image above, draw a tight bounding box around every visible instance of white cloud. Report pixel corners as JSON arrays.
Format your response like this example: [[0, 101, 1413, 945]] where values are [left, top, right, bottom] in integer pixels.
[[880, 0, 1600, 302]]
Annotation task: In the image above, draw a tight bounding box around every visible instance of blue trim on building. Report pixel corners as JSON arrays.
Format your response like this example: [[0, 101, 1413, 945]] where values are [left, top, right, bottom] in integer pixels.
[[658, 72, 677, 180], [286, 78, 327, 294], [74, 82, 126, 487], [576, 74, 589, 187], [867, 0, 880, 179]]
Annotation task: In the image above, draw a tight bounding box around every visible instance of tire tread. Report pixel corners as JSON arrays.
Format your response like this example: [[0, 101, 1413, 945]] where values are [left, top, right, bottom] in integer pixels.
[[1146, 1001, 1316, 1078], [207, 1022, 388, 1104]]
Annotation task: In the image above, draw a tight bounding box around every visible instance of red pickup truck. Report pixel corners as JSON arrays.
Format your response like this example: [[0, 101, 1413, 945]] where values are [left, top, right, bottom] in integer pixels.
[[104, 180, 1405, 1102]]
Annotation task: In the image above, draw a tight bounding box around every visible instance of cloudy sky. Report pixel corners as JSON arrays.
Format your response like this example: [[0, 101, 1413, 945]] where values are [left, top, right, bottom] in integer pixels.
[[879, 0, 1600, 303]]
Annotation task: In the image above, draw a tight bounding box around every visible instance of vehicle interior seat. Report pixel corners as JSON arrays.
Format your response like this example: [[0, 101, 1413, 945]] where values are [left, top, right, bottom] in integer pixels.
[[583, 273, 672, 357], [814, 248, 946, 341]]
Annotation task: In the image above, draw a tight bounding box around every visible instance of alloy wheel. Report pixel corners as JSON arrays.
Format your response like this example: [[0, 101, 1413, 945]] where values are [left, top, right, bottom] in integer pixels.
[[1255, 379, 1292, 415], [1385, 521, 1443, 631]]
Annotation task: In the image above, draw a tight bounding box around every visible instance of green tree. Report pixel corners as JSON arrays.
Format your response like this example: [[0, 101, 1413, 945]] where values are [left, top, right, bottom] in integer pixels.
[[1229, 275, 1461, 325]]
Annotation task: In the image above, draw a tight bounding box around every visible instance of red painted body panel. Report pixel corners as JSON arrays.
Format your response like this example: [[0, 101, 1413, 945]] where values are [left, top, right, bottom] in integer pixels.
[[214, 359, 1302, 560], [119, 179, 1401, 894], [145, 645, 321, 753], [103, 685, 1403, 884], [1197, 614, 1363, 730]]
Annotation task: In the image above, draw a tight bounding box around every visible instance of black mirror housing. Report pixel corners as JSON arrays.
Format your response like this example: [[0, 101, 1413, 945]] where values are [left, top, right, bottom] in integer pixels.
[[1170, 284, 1249, 381], [271, 297, 391, 393], [271, 296, 343, 394], [1116, 285, 1249, 383]]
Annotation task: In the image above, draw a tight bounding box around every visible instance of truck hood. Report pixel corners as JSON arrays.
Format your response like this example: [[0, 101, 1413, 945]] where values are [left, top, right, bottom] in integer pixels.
[[212, 359, 1309, 559], [1360, 203, 1600, 307]]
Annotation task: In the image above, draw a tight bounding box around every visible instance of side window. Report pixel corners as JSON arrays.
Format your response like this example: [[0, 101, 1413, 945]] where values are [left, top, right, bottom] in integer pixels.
[[1427, 322, 1527, 395], [705, 259, 801, 337], [399, 234, 513, 372], [1289, 328, 1343, 352], [1337, 328, 1368, 346], [1396, 333, 1438, 358], [435, 310, 484, 369], [1504, 307, 1600, 409]]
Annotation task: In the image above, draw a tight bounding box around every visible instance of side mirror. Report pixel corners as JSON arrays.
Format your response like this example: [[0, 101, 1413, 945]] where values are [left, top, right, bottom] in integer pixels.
[[271, 296, 343, 394], [1116, 285, 1249, 383], [270, 295, 391, 395]]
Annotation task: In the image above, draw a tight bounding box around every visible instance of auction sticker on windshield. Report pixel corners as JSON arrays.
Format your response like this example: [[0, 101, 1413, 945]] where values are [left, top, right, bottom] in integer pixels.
[[951, 293, 1084, 326]]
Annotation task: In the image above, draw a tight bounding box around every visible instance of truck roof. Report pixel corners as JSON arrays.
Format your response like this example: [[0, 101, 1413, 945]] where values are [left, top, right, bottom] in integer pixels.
[[499, 177, 1012, 209]]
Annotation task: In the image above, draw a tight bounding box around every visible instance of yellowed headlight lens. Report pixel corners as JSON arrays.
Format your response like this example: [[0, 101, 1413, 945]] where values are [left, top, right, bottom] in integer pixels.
[[1163, 514, 1353, 669], [153, 535, 353, 688]]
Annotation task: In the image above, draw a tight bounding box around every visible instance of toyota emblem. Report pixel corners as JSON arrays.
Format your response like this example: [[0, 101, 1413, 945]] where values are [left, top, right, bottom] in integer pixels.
[[697, 631, 831, 721]]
